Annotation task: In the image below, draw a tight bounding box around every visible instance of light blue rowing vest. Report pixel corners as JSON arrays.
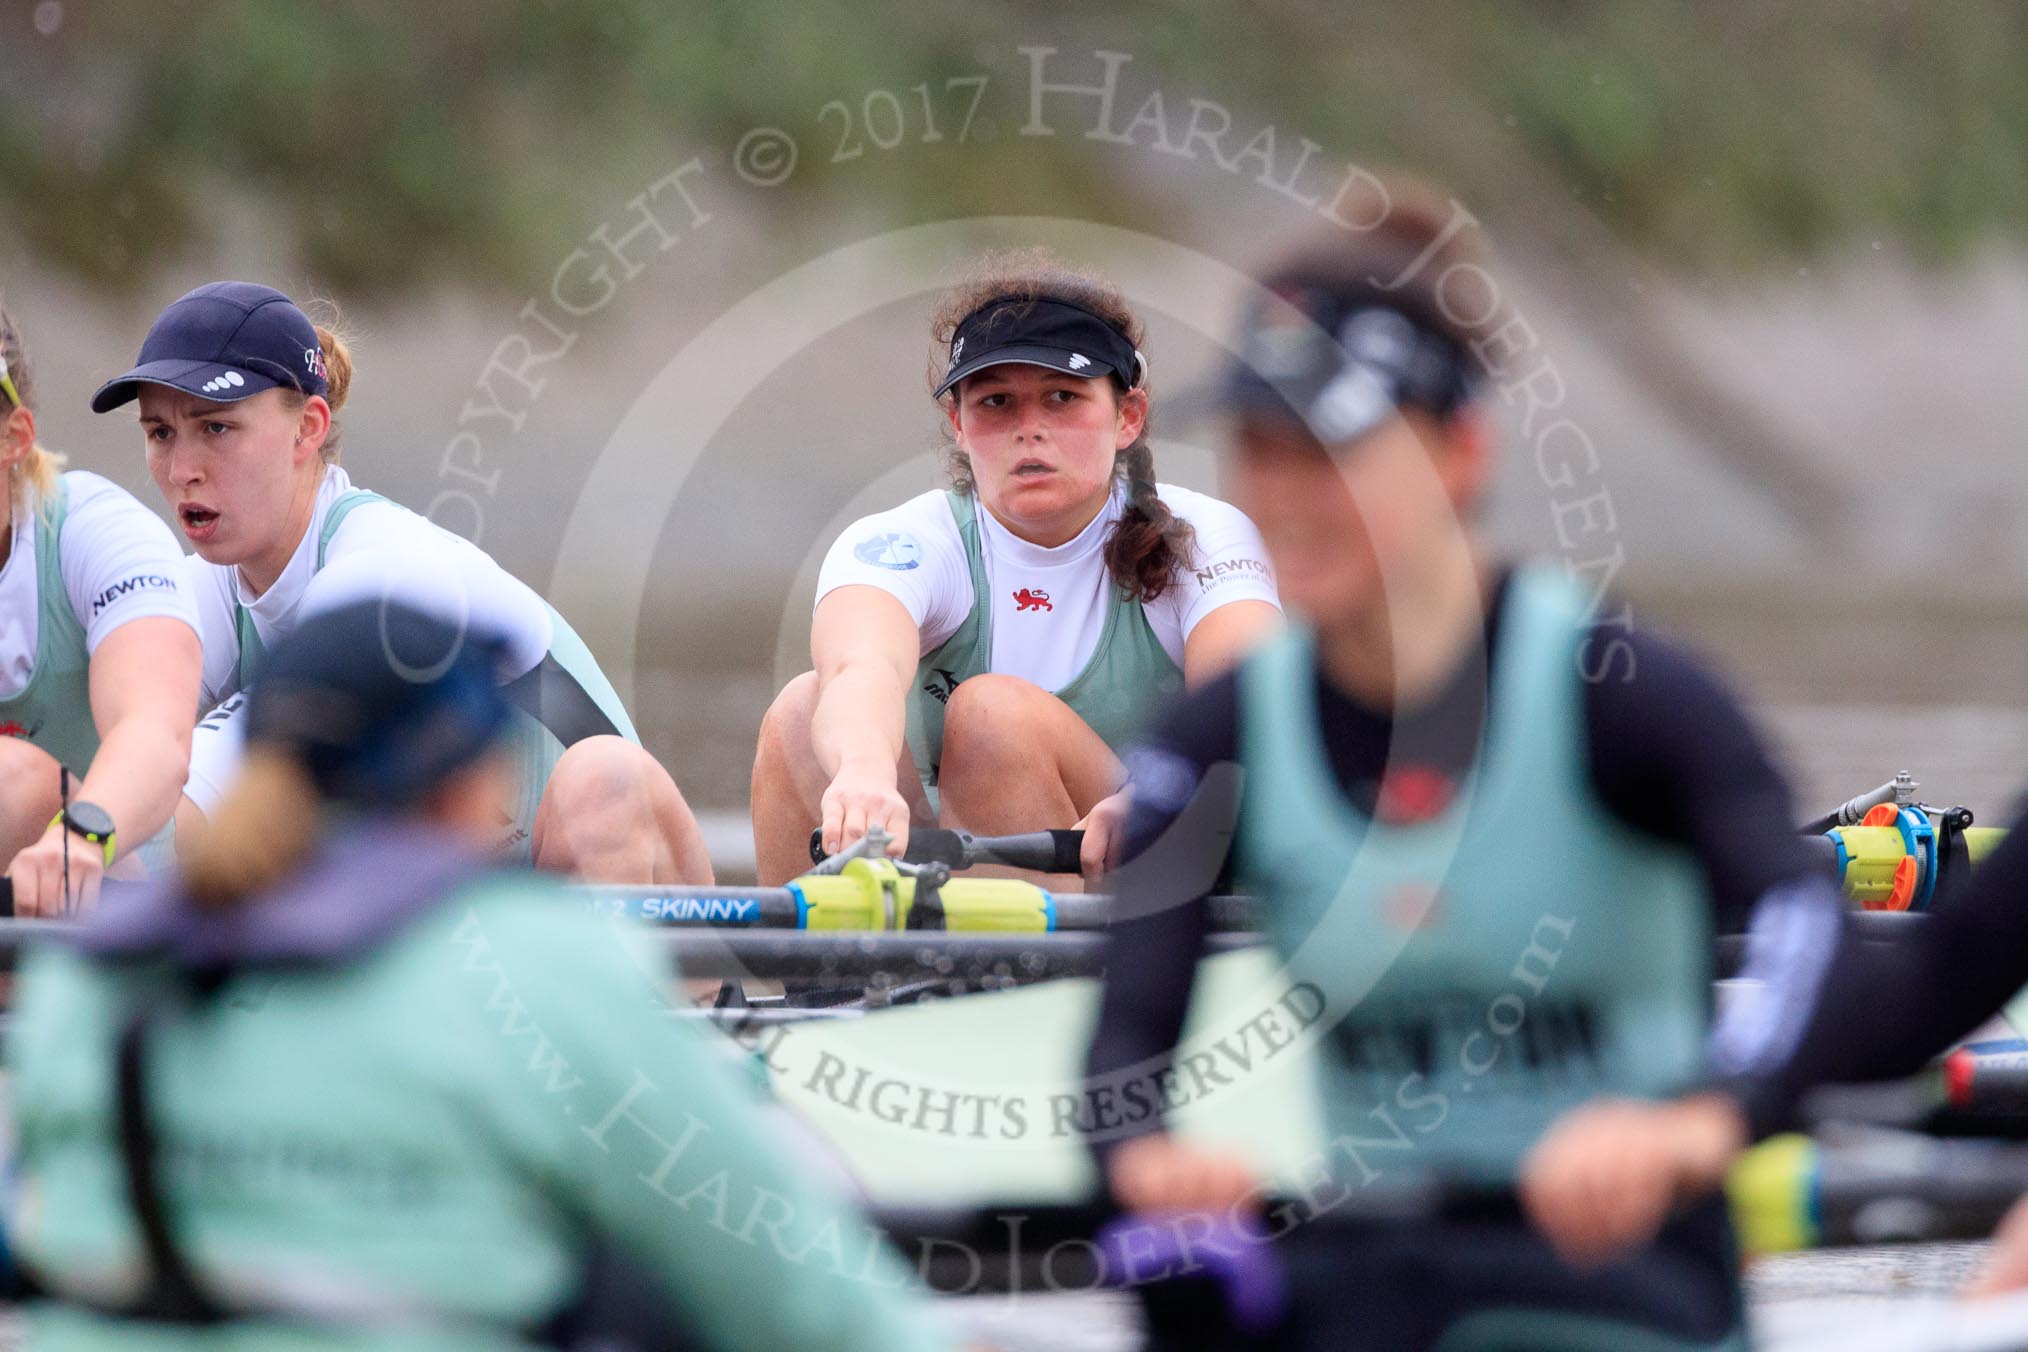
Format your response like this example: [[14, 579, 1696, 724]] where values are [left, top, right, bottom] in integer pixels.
[[905, 491, 1182, 790], [231, 490, 640, 859], [0, 478, 97, 776], [1238, 565, 1713, 1184]]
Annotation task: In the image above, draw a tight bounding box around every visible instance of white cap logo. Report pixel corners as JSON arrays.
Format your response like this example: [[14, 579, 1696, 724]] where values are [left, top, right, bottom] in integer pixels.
[[199, 371, 248, 395], [949, 336, 964, 365], [1066, 352, 1091, 370]]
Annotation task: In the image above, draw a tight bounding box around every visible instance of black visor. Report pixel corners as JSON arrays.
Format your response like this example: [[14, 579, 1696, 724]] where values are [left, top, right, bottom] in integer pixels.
[[934, 297, 1143, 400], [1216, 283, 1478, 449]]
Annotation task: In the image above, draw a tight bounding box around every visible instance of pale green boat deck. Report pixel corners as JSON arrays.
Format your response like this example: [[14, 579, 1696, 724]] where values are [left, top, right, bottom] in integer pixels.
[[764, 948, 1327, 1206]]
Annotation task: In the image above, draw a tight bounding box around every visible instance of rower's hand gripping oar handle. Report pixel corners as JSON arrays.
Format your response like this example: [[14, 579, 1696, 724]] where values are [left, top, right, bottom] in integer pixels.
[[809, 827, 1084, 874]]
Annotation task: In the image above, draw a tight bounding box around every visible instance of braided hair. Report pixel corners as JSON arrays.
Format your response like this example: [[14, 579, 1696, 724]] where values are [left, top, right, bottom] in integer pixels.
[[929, 248, 1195, 603]]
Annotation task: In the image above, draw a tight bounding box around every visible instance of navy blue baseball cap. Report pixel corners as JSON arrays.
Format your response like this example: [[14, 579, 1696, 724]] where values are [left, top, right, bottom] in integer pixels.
[[91, 281, 328, 414]]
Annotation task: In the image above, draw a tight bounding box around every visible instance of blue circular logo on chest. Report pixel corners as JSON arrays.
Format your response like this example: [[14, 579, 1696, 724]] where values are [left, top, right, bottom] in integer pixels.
[[854, 532, 922, 571]]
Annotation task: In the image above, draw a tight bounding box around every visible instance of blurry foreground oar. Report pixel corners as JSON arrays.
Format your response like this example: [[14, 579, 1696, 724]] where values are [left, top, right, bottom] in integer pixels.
[[1731, 1130, 2028, 1255], [877, 1129, 2028, 1301], [1941, 1040, 2028, 1123], [875, 1182, 1521, 1299]]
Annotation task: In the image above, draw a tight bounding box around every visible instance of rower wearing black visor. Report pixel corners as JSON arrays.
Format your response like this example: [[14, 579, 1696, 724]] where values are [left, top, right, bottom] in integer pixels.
[[1081, 179, 1839, 1351]]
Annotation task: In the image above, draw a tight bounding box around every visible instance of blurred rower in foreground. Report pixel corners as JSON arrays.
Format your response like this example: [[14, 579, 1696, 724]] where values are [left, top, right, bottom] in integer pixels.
[[1082, 180, 1841, 1350], [0, 296, 202, 915], [5, 600, 961, 1352]]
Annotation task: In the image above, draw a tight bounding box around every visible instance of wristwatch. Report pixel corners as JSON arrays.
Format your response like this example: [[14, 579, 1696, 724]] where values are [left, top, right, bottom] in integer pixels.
[[53, 800, 117, 868]]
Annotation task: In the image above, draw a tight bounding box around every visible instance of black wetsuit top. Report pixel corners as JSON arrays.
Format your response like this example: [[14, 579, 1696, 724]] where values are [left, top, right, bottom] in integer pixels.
[[1083, 570, 1828, 1352]]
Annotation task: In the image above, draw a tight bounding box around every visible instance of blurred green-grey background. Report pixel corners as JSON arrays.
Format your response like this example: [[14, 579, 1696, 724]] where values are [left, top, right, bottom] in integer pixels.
[[7, 1, 2028, 845]]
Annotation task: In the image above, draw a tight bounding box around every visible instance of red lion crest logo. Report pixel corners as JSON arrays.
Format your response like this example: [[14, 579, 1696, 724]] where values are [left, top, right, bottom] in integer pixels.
[[1012, 588, 1052, 612]]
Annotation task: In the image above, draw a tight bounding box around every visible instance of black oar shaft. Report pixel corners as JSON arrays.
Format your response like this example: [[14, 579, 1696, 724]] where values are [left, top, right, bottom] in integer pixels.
[[643, 930, 1261, 982], [809, 827, 1085, 873], [876, 1186, 1519, 1295], [1715, 907, 1921, 979], [1813, 1135, 2028, 1247]]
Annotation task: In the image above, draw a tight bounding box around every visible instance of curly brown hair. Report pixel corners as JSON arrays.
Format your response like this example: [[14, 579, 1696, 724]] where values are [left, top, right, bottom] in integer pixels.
[[929, 248, 1193, 604]]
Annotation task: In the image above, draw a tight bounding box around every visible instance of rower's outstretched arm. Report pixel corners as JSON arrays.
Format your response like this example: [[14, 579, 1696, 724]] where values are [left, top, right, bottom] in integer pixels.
[[7, 617, 202, 914], [1084, 675, 1241, 1161], [1579, 626, 1825, 930], [79, 615, 203, 847], [808, 586, 922, 857]]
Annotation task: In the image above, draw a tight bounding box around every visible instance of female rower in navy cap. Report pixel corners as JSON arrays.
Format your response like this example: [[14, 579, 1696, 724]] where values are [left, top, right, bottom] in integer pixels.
[[1081, 181, 1835, 1350], [0, 296, 201, 916], [90, 282, 712, 884], [752, 248, 1282, 885]]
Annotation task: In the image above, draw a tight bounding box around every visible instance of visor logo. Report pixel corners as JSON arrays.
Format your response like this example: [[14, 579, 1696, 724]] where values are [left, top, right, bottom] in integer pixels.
[[1065, 352, 1091, 370], [949, 336, 964, 365], [1310, 364, 1390, 444], [199, 371, 247, 395]]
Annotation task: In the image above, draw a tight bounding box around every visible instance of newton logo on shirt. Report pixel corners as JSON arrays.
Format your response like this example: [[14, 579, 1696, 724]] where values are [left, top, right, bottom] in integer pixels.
[[91, 573, 177, 615], [854, 533, 922, 571]]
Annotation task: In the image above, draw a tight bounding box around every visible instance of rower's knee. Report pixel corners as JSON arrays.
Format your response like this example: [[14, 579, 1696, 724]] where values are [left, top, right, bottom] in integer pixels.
[[536, 737, 711, 885], [754, 671, 821, 787], [941, 674, 1053, 776], [542, 736, 662, 834], [0, 738, 65, 859]]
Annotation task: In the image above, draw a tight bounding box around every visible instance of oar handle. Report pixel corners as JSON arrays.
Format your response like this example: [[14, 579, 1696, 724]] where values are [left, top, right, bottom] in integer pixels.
[[808, 827, 1085, 873]]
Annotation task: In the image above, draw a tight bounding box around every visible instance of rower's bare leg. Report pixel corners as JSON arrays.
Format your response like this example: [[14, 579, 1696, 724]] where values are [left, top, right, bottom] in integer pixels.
[[169, 794, 208, 862], [936, 674, 1121, 893], [751, 671, 933, 885], [532, 737, 713, 885], [0, 737, 66, 863]]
